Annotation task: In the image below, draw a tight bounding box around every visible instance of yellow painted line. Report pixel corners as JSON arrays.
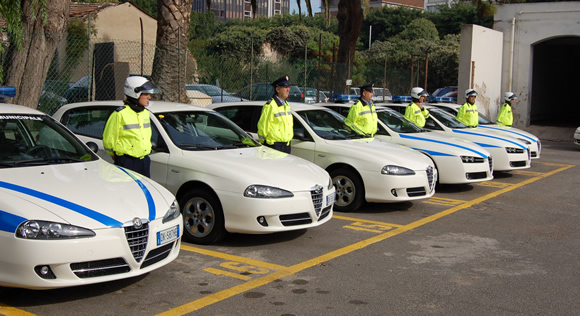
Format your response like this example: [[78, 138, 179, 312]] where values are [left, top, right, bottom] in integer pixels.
[[422, 197, 466, 206], [332, 215, 403, 227], [0, 305, 36, 316], [180, 244, 286, 271], [203, 268, 252, 281], [477, 181, 513, 188], [343, 226, 385, 233], [157, 163, 573, 315], [538, 162, 573, 167], [513, 170, 545, 176]]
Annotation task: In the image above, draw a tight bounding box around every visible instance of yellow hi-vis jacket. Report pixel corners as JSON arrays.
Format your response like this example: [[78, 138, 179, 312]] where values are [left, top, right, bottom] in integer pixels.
[[456, 102, 479, 127], [404, 102, 430, 128], [496, 102, 513, 126], [346, 99, 378, 136], [103, 104, 152, 159], [257, 97, 293, 145]]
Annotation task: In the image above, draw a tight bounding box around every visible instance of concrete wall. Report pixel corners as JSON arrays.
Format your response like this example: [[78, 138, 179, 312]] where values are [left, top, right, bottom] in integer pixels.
[[458, 24, 503, 118], [494, 2, 580, 126], [91, 3, 157, 43]]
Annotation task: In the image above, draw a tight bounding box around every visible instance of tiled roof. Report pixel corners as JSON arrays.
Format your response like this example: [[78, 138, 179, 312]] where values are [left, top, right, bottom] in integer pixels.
[[70, 2, 116, 18]]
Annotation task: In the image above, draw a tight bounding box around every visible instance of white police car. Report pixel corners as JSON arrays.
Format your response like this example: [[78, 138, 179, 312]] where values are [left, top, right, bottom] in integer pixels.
[[0, 103, 182, 289], [325, 104, 493, 184], [52, 101, 335, 245], [574, 127, 580, 145], [207, 102, 437, 213]]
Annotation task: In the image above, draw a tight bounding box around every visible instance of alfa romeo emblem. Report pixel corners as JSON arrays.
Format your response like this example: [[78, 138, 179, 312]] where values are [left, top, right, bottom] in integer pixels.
[[314, 184, 323, 194], [133, 217, 142, 229]]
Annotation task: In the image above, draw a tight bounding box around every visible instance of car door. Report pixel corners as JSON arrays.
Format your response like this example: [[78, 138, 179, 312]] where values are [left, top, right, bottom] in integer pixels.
[[290, 115, 316, 162]]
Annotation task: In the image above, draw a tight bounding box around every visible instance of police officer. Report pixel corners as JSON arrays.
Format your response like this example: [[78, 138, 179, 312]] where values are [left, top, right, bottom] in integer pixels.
[[346, 83, 378, 136], [456, 89, 479, 127], [103, 76, 157, 177], [497, 92, 517, 127], [257, 75, 293, 154], [404, 87, 430, 128]]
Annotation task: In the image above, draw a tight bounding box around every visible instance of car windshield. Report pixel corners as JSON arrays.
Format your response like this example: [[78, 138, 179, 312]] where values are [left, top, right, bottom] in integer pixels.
[[478, 112, 494, 125], [428, 109, 468, 128], [197, 85, 231, 97], [376, 109, 423, 133], [297, 109, 369, 139], [155, 111, 259, 150], [0, 114, 97, 167]]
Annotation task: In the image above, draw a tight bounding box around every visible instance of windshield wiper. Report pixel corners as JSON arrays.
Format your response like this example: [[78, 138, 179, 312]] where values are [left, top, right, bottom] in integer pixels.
[[179, 143, 220, 150], [11, 157, 86, 166], [321, 134, 347, 140]]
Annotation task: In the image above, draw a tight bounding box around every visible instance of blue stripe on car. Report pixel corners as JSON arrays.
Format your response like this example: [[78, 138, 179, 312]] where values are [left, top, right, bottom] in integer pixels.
[[452, 129, 526, 149], [0, 181, 122, 228], [0, 210, 27, 233], [400, 134, 488, 158], [116, 167, 156, 221], [478, 125, 537, 143]]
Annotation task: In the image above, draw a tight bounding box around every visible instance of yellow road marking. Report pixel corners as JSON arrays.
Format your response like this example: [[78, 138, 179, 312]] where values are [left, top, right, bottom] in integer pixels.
[[513, 170, 545, 176], [422, 197, 466, 206], [538, 162, 573, 167], [333, 215, 403, 227], [477, 181, 513, 188], [203, 268, 252, 281], [0, 305, 36, 316], [157, 164, 573, 315], [180, 244, 286, 271], [343, 226, 385, 233]]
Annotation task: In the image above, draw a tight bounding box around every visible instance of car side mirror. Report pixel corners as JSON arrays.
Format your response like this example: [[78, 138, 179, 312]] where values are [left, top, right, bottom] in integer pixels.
[[86, 141, 99, 153], [424, 120, 437, 129], [293, 127, 312, 141]]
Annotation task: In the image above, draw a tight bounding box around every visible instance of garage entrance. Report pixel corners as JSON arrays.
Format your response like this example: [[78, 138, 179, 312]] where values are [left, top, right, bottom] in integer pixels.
[[531, 36, 580, 126]]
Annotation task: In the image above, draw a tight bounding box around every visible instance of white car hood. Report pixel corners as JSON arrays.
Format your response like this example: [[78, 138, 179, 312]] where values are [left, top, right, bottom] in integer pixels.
[[321, 137, 432, 170], [396, 132, 491, 158], [0, 160, 172, 230], [177, 146, 330, 191]]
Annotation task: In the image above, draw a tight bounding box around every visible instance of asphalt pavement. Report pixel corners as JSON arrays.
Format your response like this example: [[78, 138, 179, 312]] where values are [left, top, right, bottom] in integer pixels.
[[520, 124, 577, 143]]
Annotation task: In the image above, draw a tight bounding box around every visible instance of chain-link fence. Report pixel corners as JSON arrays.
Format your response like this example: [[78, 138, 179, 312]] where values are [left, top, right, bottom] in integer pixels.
[[2, 31, 425, 115]]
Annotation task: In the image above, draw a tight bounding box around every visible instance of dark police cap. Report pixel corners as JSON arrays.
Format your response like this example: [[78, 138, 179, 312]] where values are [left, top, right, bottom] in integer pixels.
[[360, 83, 374, 93], [271, 75, 290, 87]]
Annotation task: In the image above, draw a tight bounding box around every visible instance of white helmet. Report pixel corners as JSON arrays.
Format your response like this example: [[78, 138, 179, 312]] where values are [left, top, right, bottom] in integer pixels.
[[504, 92, 518, 102], [411, 87, 429, 99], [465, 89, 478, 98], [124, 76, 158, 99]]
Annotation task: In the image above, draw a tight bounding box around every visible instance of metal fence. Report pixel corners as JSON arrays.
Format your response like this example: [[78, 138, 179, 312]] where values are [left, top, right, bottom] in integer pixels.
[[2, 32, 423, 115]]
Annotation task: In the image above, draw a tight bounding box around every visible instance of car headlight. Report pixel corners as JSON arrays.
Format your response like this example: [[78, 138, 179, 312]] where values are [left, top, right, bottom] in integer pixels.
[[16, 221, 95, 239], [328, 176, 333, 190], [460, 156, 484, 163], [505, 147, 524, 153], [244, 185, 294, 198], [162, 200, 180, 224], [576, 127, 580, 133], [382, 165, 415, 175]]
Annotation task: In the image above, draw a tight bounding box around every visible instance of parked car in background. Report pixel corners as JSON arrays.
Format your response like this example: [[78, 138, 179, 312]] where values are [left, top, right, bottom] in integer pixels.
[[325, 104, 493, 184], [1, 102, 181, 289], [62, 75, 91, 105], [208, 102, 437, 213], [387, 103, 531, 172], [431, 86, 457, 98], [53, 101, 334, 245], [318, 91, 330, 103], [297, 87, 319, 104], [185, 84, 247, 103], [574, 127, 580, 145], [38, 80, 69, 114], [431, 102, 541, 159], [233, 83, 304, 103], [372, 87, 392, 102]]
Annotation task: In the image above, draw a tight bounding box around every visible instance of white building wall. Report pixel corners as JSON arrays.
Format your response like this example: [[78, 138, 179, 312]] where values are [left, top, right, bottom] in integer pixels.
[[494, 2, 580, 126], [458, 24, 503, 117]]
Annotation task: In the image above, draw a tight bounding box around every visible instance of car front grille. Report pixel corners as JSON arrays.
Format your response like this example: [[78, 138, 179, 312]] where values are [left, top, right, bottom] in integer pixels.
[[280, 213, 312, 226], [407, 187, 427, 197], [466, 172, 488, 180], [531, 151, 537, 158], [70, 258, 130, 278], [319, 205, 332, 221], [426, 166, 435, 191], [488, 156, 494, 173], [510, 161, 527, 167], [124, 221, 149, 263], [311, 187, 323, 217], [141, 242, 174, 269]]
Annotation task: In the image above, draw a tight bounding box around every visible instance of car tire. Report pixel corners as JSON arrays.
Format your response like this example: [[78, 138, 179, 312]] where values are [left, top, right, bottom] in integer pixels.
[[180, 188, 227, 245], [330, 168, 365, 212]]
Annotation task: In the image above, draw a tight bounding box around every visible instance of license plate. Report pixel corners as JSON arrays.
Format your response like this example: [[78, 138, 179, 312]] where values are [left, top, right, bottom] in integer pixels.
[[157, 225, 179, 246], [326, 193, 335, 206]]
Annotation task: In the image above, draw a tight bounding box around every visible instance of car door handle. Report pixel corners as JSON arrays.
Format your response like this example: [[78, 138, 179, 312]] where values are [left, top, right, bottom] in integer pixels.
[[171, 169, 180, 173]]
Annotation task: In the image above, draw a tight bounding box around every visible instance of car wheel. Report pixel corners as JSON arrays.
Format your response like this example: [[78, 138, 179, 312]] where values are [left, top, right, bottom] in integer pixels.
[[330, 168, 364, 212], [180, 188, 227, 245]]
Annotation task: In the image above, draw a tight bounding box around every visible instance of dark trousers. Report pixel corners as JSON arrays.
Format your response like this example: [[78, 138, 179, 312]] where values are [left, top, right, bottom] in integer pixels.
[[266, 142, 291, 154], [115, 155, 151, 177]]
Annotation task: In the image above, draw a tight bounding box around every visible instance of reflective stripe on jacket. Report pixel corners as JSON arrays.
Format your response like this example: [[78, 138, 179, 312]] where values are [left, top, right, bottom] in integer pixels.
[[403, 102, 429, 128], [103, 104, 152, 159], [257, 97, 293, 145], [496, 103, 513, 126], [346, 99, 378, 136], [456, 102, 479, 127]]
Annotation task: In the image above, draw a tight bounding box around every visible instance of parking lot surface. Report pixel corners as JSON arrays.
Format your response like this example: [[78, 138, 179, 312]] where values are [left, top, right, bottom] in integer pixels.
[[1, 139, 578, 315]]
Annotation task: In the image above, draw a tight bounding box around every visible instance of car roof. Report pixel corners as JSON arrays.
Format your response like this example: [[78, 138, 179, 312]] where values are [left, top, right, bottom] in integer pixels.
[[206, 100, 327, 112], [56, 100, 214, 114], [0, 103, 46, 115]]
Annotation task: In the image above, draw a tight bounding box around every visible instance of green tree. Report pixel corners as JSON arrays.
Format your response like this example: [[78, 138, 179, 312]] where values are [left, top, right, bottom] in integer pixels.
[[206, 26, 267, 62], [425, 2, 493, 38], [360, 7, 423, 48], [396, 18, 439, 42]]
